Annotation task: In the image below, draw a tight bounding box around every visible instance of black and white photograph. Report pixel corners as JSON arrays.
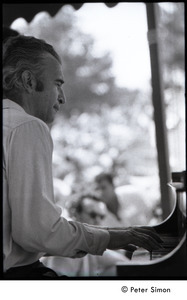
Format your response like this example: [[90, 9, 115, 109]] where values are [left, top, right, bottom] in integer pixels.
[[1, 2, 186, 299]]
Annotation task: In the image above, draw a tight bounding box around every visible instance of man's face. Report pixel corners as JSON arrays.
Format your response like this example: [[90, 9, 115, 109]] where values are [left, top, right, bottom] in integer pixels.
[[95, 179, 115, 204], [78, 198, 107, 225], [32, 53, 66, 124]]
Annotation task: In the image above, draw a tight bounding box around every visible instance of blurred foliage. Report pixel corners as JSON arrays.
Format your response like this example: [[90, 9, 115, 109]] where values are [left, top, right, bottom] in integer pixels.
[[157, 3, 185, 171], [157, 3, 185, 107], [51, 99, 158, 193], [16, 4, 184, 207], [158, 3, 184, 77]]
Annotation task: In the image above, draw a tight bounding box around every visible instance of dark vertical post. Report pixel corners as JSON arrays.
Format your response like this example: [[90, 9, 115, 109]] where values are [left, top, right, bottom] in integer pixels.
[[145, 3, 171, 219]]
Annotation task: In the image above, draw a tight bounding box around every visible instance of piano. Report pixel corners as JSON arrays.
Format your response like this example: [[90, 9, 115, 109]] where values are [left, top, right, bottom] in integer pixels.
[[116, 171, 187, 278]]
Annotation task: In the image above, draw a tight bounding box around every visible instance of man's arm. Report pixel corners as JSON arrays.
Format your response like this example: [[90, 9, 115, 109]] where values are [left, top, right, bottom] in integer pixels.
[[82, 224, 163, 252], [107, 227, 163, 252]]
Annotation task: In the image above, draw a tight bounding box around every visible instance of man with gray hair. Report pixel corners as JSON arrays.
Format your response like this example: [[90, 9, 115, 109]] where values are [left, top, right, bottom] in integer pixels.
[[2, 35, 163, 279]]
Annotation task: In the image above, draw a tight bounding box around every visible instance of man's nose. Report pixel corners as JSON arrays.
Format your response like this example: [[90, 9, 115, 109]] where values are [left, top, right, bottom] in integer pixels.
[[58, 88, 66, 104]]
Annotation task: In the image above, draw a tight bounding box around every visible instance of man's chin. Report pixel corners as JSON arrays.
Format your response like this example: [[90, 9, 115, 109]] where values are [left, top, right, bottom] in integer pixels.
[[46, 115, 55, 125]]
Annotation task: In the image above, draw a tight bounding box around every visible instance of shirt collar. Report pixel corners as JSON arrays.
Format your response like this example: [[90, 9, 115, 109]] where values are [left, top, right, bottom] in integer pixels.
[[3, 99, 26, 113]]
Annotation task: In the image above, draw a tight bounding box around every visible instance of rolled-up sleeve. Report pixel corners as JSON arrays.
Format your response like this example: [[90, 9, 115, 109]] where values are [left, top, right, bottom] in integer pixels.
[[7, 119, 110, 258]]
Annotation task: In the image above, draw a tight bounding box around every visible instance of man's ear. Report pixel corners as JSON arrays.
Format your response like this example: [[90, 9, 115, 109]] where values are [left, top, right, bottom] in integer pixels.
[[21, 70, 36, 93]]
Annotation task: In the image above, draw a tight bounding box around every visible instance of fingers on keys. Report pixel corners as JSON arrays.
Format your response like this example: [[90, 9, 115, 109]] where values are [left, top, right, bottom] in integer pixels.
[[130, 228, 164, 252]]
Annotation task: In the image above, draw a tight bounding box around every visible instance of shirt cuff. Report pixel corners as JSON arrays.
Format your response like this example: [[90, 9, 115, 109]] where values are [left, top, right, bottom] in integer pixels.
[[83, 224, 110, 255]]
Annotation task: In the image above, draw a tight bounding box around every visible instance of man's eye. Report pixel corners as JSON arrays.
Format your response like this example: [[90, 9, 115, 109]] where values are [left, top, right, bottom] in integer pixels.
[[56, 81, 63, 87]]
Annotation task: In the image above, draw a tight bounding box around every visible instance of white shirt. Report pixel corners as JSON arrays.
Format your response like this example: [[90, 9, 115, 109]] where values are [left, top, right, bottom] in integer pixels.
[[3, 99, 110, 272]]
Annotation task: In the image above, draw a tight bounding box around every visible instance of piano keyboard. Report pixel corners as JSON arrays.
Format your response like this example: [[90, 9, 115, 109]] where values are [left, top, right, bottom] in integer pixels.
[[117, 173, 187, 277], [151, 234, 179, 259], [131, 234, 179, 262]]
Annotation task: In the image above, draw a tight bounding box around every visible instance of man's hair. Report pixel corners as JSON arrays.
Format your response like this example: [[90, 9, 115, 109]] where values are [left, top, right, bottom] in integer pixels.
[[3, 35, 61, 95], [95, 172, 114, 186]]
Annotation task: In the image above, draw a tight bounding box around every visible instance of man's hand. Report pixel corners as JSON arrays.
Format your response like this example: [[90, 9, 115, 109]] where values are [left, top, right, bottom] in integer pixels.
[[107, 226, 163, 252]]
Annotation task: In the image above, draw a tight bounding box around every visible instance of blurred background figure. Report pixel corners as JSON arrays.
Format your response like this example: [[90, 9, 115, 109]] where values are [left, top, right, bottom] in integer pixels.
[[68, 193, 107, 226], [41, 193, 128, 277], [94, 172, 152, 227]]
